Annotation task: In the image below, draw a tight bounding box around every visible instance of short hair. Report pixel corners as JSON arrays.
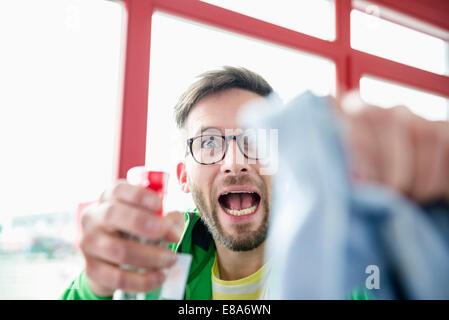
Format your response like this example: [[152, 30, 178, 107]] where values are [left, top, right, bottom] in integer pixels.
[[174, 66, 273, 129]]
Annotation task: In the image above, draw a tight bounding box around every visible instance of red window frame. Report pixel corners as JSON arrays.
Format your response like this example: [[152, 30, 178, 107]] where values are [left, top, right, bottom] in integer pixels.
[[115, 0, 449, 179]]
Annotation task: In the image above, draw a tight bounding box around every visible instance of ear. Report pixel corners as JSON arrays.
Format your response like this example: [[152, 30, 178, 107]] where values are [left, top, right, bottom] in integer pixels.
[[176, 161, 190, 193]]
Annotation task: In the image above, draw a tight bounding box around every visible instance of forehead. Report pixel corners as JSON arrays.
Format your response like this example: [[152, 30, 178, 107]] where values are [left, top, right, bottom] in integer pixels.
[[185, 88, 263, 136]]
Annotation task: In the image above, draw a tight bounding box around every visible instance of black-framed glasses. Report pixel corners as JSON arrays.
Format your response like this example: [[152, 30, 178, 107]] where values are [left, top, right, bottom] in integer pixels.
[[187, 131, 261, 165]]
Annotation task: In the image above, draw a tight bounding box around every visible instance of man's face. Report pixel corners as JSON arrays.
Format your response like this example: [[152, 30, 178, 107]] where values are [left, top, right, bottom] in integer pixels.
[[180, 88, 271, 252]]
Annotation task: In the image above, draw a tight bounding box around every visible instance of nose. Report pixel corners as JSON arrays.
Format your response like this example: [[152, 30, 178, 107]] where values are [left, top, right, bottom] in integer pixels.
[[220, 138, 250, 175]]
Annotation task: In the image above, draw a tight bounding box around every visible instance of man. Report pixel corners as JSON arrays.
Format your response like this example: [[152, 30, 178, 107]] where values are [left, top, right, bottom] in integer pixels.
[[61, 66, 449, 300]]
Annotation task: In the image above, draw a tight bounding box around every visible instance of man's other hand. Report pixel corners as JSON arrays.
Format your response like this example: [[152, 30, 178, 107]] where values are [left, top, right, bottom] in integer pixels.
[[341, 94, 449, 204]]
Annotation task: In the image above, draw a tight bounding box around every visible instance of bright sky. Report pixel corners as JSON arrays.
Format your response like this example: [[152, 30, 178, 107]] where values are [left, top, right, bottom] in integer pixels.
[[0, 0, 123, 224], [200, 0, 335, 40], [351, 9, 449, 76], [0, 0, 447, 226]]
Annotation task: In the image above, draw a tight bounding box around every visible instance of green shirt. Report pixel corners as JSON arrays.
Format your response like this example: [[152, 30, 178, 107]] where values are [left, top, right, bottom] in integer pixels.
[[60, 209, 371, 300]]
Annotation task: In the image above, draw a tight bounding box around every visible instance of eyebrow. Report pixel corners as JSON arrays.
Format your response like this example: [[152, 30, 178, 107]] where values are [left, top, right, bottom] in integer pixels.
[[194, 126, 223, 136]]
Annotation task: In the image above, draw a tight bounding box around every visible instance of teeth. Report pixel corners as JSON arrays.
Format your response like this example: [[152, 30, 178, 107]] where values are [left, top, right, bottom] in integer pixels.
[[223, 204, 258, 216], [222, 191, 255, 195]]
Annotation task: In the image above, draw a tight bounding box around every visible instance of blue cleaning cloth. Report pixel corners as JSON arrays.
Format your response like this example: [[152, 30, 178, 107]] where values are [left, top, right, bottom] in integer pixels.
[[241, 91, 449, 299]]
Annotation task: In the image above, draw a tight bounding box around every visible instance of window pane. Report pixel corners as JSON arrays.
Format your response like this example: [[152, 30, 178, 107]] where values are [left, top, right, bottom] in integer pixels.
[[146, 12, 336, 212], [0, 0, 123, 298], [200, 0, 335, 41], [351, 9, 449, 75], [360, 76, 449, 121]]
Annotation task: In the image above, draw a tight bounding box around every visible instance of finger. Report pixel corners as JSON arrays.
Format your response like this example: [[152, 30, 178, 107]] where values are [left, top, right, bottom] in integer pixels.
[[101, 180, 161, 212], [344, 110, 382, 183], [81, 230, 177, 269], [96, 201, 171, 240], [411, 119, 447, 203], [99, 179, 126, 202], [431, 122, 449, 201], [84, 257, 166, 294], [163, 211, 187, 243], [442, 123, 449, 201], [375, 106, 414, 194]]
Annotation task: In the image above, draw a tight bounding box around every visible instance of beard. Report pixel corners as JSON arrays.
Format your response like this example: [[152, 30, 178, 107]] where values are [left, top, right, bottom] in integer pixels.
[[189, 175, 270, 252]]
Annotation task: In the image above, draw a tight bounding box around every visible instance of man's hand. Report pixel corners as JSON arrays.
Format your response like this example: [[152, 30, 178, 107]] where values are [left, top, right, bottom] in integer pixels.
[[341, 97, 449, 204], [79, 180, 185, 297]]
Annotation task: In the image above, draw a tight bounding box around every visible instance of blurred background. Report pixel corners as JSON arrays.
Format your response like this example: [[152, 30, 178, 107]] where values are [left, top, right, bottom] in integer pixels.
[[0, 0, 448, 299]]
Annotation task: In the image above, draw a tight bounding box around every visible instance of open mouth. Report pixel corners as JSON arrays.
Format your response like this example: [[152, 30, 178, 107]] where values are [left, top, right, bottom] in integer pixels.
[[218, 190, 261, 216]]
